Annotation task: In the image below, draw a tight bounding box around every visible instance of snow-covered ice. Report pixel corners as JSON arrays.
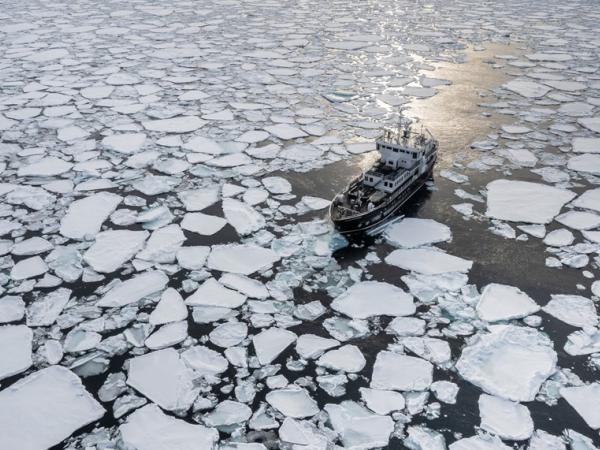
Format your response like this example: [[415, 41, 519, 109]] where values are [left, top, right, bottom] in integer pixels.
[[331, 281, 415, 319], [478, 394, 533, 440], [486, 180, 575, 224], [456, 325, 557, 401], [0, 366, 104, 450], [386, 248, 472, 275], [476, 283, 540, 322], [371, 351, 433, 391]]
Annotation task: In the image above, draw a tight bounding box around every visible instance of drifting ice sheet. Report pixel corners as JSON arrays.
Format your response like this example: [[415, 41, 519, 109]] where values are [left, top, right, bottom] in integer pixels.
[[486, 179, 575, 224], [371, 351, 433, 391], [478, 394, 533, 440], [60, 192, 122, 240], [384, 218, 451, 248], [207, 244, 279, 275], [476, 283, 540, 322], [385, 248, 472, 275], [0, 325, 32, 380], [331, 281, 415, 319], [120, 404, 218, 450], [456, 325, 556, 401], [0, 366, 105, 450], [97, 271, 168, 307], [560, 383, 600, 429]]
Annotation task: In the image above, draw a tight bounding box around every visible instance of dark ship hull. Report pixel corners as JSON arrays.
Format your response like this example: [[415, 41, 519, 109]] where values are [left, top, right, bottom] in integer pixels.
[[330, 164, 434, 235]]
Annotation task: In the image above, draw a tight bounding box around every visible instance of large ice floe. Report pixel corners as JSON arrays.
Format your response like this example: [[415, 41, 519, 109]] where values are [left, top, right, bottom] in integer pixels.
[[3, 0, 600, 447], [456, 325, 557, 401]]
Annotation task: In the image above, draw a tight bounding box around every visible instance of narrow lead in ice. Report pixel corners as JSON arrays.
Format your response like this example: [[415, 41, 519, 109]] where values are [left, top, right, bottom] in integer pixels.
[[0, 366, 105, 450]]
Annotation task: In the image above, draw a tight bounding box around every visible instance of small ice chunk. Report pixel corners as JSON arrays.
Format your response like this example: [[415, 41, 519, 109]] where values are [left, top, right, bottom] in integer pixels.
[[478, 394, 533, 440], [136, 224, 185, 263], [145, 321, 188, 350], [0, 296, 25, 323], [486, 180, 575, 224], [27, 288, 71, 326], [203, 400, 252, 427], [544, 229, 574, 247], [371, 351, 433, 391], [266, 387, 319, 418], [456, 325, 556, 401], [120, 404, 218, 450], [178, 188, 219, 211], [209, 322, 248, 347], [578, 117, 600, 133], [542, 295, 598, 328], [556, 211, 600, 230], [11, 256, 47, 280], [181, 212, 227, 236], [573, 187, 600, 213], [0, 366, 105, 450], [404, 426, 446, 450], [568, 154, 600, 175], [18, 156, 73, 177], [83, 230, 148, 273], [317, 345, 366, 373], [185, 278, 247, 308], [102, 133, 146, 154], [0, 325, 32, 380], [262, 176, 292, 194], [384, 218, 451, 248], [295, 334, 340, 359], [360, 388, 405, 414], [127, 348, 197, 411], [573, 137, 600, 154], [12, 237, 53, 256], [325, 401, 394, 449], [149, 288, 187, 325], [560, 384, 600, 429], [253, 327, 297, 365], [503, 79, 550, 98], [332, 281, 415, 319], [431, 381, 459, 404], [222, 198, 265, 235], [476, 283, 540, 322], [97, 271, 168, 307], [387, 317, 426, 337], [176, 246, 210, 270], [529, 430, 566, 450], [219, 273, 268, 299], [142, 116, 206, 133], [264, 124, 307, 140], [449, 435, 511, 449], [181, 345, 228, 376], [207, 244, 279, 275], [60, 192, 122, 240], [386, 248, 472, 275]]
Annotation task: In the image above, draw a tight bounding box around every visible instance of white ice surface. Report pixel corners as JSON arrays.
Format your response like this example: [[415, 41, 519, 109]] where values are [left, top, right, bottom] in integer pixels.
[[60, 192, 122, 240], [120, 404, 218, 450], [456, 325, 556, 401], [371, 351, 433, 391], [252, 327, 297, 365], [97, 271, 168, 307], [207, 244, 279, 275], [0, 366, 105, 450], [331, 281, 415, 319], [543, 295, 598, 328], [384, 218, 452, 248], [0, 325, 32, 380], [560, 383, 600, 429], [486, 179, 575, 224], [478, 394, 533, 440], [476, 283, 540, 322], [266, 387, 319, 418], [386, 248, 472, 275]]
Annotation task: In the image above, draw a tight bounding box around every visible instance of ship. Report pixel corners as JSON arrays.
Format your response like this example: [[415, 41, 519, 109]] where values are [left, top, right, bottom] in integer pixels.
[[330, 117, 438, 234]]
